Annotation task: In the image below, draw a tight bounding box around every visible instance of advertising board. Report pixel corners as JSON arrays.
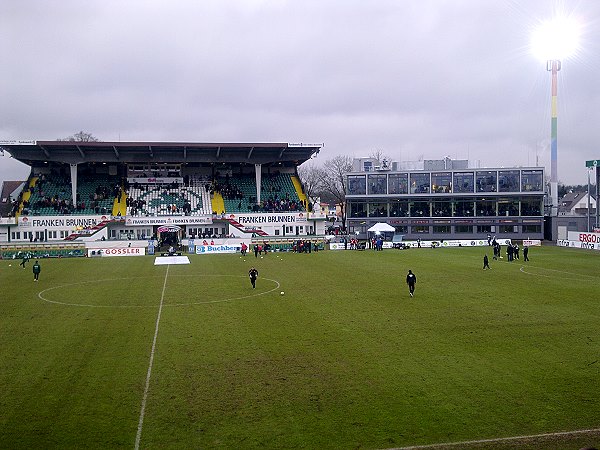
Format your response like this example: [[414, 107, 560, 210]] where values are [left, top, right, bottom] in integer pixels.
[[87, 247, 146, 257]]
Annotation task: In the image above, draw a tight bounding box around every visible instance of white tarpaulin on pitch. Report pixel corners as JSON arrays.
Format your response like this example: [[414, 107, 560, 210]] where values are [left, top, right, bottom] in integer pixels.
[[367, 222, 395, 232], [154, 256, 190, 265]]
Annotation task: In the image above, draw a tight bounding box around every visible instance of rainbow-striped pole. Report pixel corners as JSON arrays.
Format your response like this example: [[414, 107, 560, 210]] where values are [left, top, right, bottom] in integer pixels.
[[547, 59, 561, 216]]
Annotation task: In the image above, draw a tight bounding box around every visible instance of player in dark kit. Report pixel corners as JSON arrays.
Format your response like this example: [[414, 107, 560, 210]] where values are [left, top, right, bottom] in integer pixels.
[[19, 252, 30, 269], [248, 267, 259, 289], [32, 260, 41, 281], [483, 254, 491, 270], [406, 270, 417, 297]]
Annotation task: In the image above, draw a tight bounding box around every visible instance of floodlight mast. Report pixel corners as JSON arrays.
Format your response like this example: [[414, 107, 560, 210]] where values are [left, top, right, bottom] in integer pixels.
[[547, 59, 561, 217], [533, 15, 580, 217]]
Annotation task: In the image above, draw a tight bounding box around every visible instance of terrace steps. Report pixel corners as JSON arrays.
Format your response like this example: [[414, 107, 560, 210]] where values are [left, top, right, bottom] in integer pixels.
[[212, 192, 225, 214], [16, 176, 38, 218], [112, 189, 127, 217], [291, 175, 307, 207]]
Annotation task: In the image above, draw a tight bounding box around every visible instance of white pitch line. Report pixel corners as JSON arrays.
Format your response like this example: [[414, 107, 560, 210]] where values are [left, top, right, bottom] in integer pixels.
[[37, 275, 281, 308], [393, 427, 600, 449], [134, 265, 170, 450], [519, 265, 600, 279]]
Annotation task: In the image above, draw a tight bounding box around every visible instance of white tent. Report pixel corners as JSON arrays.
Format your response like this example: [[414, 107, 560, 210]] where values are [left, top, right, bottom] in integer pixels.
[[367, 222, 395, 232]]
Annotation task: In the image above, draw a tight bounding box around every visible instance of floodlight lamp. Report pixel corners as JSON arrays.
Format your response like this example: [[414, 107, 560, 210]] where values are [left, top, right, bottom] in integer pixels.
[[531, 16, 581, 61]]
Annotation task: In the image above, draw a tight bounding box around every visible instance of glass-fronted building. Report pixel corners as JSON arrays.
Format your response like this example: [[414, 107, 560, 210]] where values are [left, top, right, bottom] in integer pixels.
[[346, 159, 545, 240]]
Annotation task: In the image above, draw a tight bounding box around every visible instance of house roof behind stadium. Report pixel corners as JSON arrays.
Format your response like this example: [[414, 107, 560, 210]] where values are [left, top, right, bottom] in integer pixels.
[[0, 141, 321, 166]]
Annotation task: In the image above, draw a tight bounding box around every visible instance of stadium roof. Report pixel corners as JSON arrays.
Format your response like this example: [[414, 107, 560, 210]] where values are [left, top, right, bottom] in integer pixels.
[[0, 141, 321, 167]]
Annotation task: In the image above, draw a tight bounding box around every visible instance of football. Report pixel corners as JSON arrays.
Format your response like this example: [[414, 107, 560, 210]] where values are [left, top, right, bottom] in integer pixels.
[[280, 291, 285, 295]]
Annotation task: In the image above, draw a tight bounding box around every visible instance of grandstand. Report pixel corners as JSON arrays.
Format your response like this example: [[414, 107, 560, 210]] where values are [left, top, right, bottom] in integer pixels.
[[25, 172, 118, 216], [0, 141, 324, 246]]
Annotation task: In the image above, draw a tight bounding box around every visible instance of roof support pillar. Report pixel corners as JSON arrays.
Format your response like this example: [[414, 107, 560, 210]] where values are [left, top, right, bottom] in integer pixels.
[[255, 163, 262, 205], [70, 163, 78, 208]]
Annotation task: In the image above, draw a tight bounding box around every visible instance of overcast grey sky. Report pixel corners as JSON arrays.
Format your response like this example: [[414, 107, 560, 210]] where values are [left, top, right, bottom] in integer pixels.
[[2, 0, 600, 185]]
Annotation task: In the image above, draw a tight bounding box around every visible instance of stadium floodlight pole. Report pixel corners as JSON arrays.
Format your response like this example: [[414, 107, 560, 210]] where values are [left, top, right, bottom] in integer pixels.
[[532, 15, 580, 217], [547, 59, 560, 217]]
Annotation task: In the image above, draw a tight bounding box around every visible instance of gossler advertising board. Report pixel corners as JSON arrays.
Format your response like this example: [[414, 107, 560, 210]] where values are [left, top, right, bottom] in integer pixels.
[[88, 247, 146, 257]]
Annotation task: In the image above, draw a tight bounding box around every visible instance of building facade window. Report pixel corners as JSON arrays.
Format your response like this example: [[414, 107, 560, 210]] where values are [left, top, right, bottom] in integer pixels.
[[454, 199, 475, 216], [476, 199, 496, 216], [476, 171, 497, 192], [367, 174, 387, 195], [349, 201, 367, 217], [410, 173, 430, 193], [411, 201, 430, 217], [432, 200, 452, 217], [498, 170, 520, 192], [499, 225, 517, 234], [431, 172, 452, 193], [433, 225, 451, 233], [521, 198, 542, 216], [412, 225, 429, 234], [453, 172, 474, 193], [521, 170, 543, 192], [477, 225, 492, 233], [454, 225, 472, 233], [389, 199, 409, 217], [498, 199, 520, 216], [522, 224, 541, 234], [368, 202, 388, 217], [388, 173, 408, 194], [348, 175, 366, 195]]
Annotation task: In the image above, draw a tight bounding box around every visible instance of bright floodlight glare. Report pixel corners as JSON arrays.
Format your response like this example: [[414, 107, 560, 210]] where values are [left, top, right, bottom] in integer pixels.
[[531, 16, 581, 61]]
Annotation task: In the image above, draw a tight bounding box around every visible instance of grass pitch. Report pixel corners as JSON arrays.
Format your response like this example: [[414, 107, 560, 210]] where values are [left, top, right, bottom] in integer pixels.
[[0, 245, 599, 449]]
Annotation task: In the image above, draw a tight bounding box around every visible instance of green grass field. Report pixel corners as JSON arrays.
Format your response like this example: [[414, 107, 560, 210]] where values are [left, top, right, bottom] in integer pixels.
[[1, 245, 599, 449]]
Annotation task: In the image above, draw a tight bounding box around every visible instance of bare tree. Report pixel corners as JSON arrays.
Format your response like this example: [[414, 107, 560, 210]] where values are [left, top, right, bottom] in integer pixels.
[[297, 161, 325, 209], [58, 131, 100, 142], [319, 155, 352, 229], [369, 149, 390, 165]]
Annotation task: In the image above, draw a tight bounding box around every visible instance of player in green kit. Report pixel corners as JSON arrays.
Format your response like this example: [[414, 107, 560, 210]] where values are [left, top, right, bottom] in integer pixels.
[[32, 260, 41, 281], [406, 269, 416, 297], [248, 267, 259, 289]]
